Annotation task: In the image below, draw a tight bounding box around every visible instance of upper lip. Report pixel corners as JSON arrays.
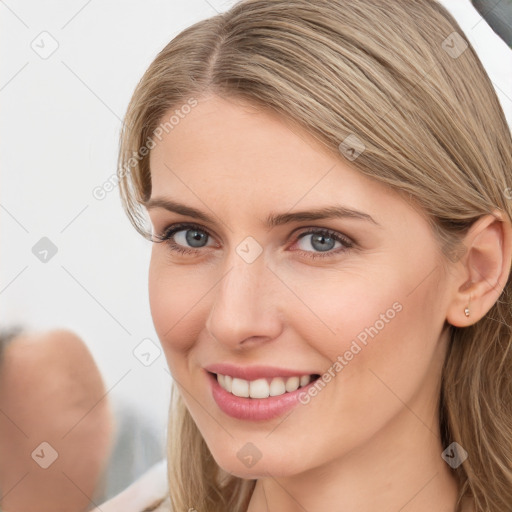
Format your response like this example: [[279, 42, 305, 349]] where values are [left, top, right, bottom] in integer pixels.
[[204, 363, 319, 381]]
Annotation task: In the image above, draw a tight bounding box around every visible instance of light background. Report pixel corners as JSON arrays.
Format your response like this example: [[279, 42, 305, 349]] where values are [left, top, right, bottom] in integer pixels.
[[1, 0, 511, 491]]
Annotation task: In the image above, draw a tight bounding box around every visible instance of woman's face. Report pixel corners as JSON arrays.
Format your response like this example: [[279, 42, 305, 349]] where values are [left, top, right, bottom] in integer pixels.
[[147, 94, 455, 478]]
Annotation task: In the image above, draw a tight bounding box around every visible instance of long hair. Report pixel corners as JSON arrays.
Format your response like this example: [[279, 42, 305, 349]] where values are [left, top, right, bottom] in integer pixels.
[[116, 1, 512, 510]]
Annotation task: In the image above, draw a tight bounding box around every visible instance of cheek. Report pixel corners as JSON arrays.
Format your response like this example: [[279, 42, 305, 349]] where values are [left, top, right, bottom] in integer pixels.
[[148, 252, 212, 357], [276, 263, 405, 354], [287, 256, 442, 354], [314, 264, 446, 418], [293, 261, 445, 401]]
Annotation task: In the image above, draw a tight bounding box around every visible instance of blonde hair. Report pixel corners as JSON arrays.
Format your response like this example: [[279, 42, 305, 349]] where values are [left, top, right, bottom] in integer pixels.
[[117, 1, 512, 510]]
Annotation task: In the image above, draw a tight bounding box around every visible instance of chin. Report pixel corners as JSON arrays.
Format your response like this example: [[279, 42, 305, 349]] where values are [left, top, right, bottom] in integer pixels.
[[209, 445, 306, 479]]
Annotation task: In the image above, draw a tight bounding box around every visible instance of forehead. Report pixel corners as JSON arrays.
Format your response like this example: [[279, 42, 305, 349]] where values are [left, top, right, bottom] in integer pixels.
[[147, 95, 416, 228], [150, 96, 335, 177], [153, 97, 364, 184]]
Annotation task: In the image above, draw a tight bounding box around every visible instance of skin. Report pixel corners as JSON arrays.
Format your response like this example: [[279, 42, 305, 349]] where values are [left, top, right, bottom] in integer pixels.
[[0, 329, 114, 512], [147, 94, 512, 512]]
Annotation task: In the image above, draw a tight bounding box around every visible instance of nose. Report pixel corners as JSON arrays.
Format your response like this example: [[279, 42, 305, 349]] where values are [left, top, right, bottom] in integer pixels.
[[204, 250, 283, 350]]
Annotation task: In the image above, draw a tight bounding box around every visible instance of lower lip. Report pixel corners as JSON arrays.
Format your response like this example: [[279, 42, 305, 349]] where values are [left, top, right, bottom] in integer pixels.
[[207, 371, 318, 421]]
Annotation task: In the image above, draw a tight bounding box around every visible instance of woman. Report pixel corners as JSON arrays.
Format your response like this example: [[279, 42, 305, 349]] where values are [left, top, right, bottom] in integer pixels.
[[107, 0, 512, 510]]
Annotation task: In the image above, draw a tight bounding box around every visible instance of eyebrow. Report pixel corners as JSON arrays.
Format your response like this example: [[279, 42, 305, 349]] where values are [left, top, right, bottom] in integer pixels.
[[143, 197, 381, 228]]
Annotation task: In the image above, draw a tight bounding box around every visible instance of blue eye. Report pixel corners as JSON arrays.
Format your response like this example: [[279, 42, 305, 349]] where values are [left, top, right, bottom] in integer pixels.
[[293, 229, 353, 258], [153, 223, 215, 255], [174, 227, 209, 249], [297, 231, 338, 252], [153, 223, 354, 259]]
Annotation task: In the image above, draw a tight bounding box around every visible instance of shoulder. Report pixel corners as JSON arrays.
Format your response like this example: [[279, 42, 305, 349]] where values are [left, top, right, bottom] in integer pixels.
[[143, 495, 172, 511], [94, 460, 170, 512]]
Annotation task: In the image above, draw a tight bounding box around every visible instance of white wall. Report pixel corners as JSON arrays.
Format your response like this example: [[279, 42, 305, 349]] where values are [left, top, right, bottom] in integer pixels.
[[1, 0, 510, 482]]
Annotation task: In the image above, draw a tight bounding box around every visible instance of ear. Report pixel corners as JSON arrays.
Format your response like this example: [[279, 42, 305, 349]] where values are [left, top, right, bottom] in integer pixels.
[[446, 209, 512, 327]]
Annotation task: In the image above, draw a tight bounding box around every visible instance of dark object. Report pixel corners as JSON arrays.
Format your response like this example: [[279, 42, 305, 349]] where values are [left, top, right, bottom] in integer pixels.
[[0, 325, 24, 367], [471, 0, 512, 48]]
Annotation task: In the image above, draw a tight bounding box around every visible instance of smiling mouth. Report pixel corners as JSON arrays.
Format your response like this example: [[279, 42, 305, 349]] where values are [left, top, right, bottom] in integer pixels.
[[209, 372, 321, 399]]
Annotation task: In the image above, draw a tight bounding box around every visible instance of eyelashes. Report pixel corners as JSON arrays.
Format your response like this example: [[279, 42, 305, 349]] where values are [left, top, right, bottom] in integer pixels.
[[152, 222, 218, 255], [152, 222, 354, 259]]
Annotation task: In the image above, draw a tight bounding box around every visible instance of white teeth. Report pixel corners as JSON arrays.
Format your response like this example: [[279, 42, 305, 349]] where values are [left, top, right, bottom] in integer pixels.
[[224, 374, 233, 392], [300, 375, 311, 387], [269, 377, 286, 396], [285, 376, 300, 392], [216, 373, 314, 398], [249, 378, 269, 399], [231, 377, 249, 397]]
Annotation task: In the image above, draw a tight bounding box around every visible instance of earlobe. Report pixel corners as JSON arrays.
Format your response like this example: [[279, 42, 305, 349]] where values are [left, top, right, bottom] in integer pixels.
[[446, 210, 512, 328], [464, 294, 471, 318]]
